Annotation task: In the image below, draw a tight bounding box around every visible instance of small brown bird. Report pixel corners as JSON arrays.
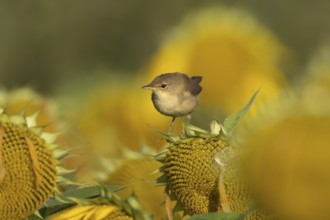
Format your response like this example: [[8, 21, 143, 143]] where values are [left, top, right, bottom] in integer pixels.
[[143, 72, 202, 134]]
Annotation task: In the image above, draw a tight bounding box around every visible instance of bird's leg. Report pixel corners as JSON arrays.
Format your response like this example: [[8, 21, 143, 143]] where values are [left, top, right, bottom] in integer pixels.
[[167, 117, 176, 134], [180, 114, 192, 138], [186, 114, 192, 124]]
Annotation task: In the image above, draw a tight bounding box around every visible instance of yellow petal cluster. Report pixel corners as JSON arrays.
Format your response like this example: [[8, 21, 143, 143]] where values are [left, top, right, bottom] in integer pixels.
[[50, 205, 132, 220]]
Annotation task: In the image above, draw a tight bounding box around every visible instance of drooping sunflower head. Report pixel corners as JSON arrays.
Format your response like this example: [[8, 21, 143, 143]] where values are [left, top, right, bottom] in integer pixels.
[[162, 137, 242, 215], [155, 91, 268, 219], [0, 88, 67, 219]]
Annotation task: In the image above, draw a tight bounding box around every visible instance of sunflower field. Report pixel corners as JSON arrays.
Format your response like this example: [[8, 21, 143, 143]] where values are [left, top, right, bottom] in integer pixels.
[[1, 1, 330, 219]]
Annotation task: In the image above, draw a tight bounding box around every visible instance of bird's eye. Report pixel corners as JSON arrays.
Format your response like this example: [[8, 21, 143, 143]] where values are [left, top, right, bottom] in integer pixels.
[[161, 84, 167, 88]]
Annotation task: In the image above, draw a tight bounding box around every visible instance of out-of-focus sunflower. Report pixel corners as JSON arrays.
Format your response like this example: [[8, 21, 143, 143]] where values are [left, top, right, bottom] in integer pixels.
[[0, 88, 70, 219], [56, 74, 170, 184], [144, 7, 290, 117], [243, 93, 330, 220], [61, 75, 177, 169], [300, 45, 330, 114], [50, 205, 133, 220], [0, 88, 59, 132], [62, 77, 167, 215], [59, 7, 292, 163], [106, 158, 165, 220]]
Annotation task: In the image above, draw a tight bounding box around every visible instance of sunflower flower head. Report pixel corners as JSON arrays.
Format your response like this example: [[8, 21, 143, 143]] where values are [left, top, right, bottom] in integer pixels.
[[155, 91, 267, 219], [0, 88, 69, 219]]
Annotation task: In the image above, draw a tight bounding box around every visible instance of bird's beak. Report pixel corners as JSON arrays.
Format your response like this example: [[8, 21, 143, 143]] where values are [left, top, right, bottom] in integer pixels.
[[142, 84, 154, 90]]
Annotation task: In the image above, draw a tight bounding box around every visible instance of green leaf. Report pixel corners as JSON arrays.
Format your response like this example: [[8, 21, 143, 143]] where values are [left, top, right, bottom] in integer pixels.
[[222, 89, 260, 138], [188, 212, 244, 220], [67, 185, 125, 199], [26, 214, 44, 220], [46, 185, 125, 207], [39, 203, 75, 219], [156, 173, 168, 184]]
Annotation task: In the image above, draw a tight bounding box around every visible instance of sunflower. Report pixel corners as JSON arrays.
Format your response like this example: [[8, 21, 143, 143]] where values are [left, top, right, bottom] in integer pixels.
[[106, 158, 165, 219], [243, 92, 330, 220], [155, 91, 268, 219], [59, 74, 180, 179], [0, 88, 68, 219]]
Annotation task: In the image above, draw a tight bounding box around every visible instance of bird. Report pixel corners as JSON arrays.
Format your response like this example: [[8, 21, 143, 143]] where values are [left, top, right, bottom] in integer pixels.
[[143, 72, 202, 134]]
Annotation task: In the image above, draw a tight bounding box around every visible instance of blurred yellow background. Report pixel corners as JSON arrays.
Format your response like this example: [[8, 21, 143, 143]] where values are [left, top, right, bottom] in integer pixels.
[[1, 0, 329, 93]]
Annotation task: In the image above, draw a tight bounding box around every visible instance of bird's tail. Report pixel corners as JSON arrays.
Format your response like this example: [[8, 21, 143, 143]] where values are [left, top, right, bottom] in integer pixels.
[[191, 76, 202, 84]]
